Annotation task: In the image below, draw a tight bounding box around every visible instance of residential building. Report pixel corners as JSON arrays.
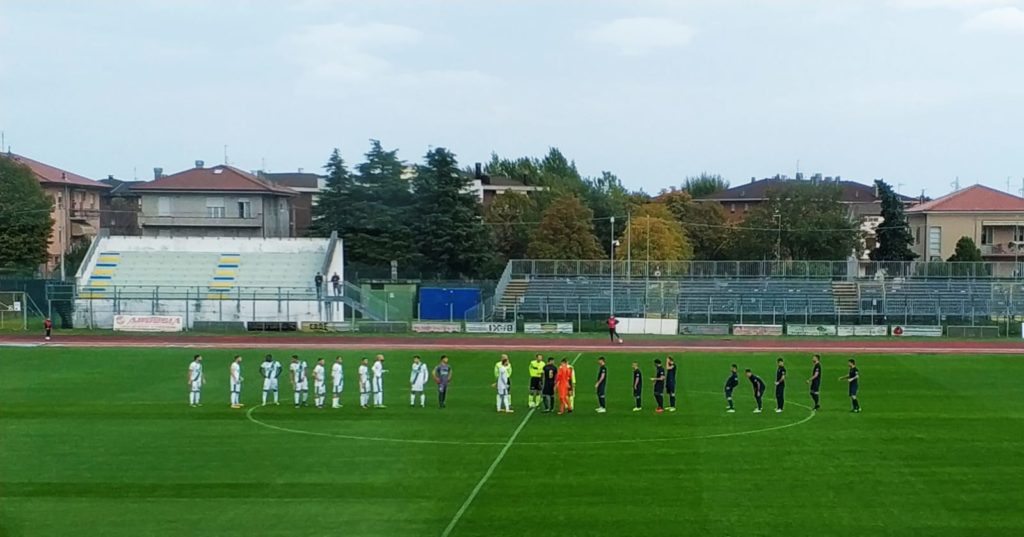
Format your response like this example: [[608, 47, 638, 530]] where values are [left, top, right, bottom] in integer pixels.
[[2, 153, 110, 274], [99, 176, 143, 236], [131, 163, 297, 238], [468, 164, 546, 205], [698, 174, 917, 258], [259, 171, 325, 237], [906, 184, 1024, 262]]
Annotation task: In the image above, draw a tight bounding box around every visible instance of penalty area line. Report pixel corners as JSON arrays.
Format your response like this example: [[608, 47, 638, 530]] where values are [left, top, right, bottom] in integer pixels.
[[440, 351, 583, 537]]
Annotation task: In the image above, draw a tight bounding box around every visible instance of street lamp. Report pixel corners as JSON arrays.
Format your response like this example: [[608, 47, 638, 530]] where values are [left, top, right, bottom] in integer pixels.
[[610, 216, 616, 316]]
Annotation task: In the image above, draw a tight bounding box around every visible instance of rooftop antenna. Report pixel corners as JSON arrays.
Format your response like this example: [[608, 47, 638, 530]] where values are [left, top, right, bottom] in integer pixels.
[[1008, 176, 1013, 194], [951, 177, 960, 191], [223, 145, 229, 166], [1019, 177, 1024, 198], [133, 166, 137, 181], [897, 183, 905, 195]]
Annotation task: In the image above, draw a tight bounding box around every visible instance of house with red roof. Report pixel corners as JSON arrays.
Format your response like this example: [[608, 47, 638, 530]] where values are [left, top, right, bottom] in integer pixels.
[[906, 184, 1024, 262], [131, 163, 297, 238], [2, 153, 110, 274]]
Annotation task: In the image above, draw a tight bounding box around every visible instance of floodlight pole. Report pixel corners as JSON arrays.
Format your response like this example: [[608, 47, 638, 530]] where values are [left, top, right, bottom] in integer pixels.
[[610, 216, 615, 316]]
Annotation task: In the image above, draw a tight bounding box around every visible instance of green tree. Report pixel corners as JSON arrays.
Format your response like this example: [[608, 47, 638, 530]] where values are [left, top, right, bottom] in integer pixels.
[[731, 182, 863, 260], [870, 179, 917, 262], [0, 157, 53, 273], [583, 171, 632, 254], [412, 148, 494, 278], [615, 213, 693, 262], [485, 191, 536, 265], [947, 236, 983, 262], [658, 190, 733, 260], [307, 148, 355, 238], [682, 173, 729, 198], [527, 195, 603, 259], [349, 141, 418, 269]]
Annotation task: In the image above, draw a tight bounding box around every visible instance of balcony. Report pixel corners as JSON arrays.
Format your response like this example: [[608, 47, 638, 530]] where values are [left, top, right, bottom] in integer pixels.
[[140, 215, 262, 228], [69, 207, 101, 220], [981, 242, 1024, 257]]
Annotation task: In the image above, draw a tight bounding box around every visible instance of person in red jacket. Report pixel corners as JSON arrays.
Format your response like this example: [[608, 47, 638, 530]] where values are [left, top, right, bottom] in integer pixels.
[[43, 318, 53, 341], [607, 315, 623, 344], [555, 359, 572, 415]]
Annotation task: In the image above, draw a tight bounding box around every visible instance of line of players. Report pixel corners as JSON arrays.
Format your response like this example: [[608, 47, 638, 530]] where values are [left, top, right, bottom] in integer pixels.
[[186, 352, 862, 413], [187, 353, 450, 409]]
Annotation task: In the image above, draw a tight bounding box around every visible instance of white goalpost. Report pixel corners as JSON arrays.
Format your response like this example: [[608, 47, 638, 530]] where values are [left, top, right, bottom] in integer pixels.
[[0, 291, 28, 330]]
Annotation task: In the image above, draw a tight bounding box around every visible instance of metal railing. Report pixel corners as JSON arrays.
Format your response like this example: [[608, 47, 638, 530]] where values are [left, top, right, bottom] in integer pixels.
[[508, 259, 1024, 280]]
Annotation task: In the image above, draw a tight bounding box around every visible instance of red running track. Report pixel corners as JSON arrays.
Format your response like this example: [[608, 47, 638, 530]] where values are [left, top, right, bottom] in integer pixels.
[[2, 334, 1023, 354]]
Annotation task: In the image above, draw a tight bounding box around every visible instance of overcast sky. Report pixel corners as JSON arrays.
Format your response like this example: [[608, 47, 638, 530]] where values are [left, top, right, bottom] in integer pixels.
[[1, 0, 1022, 197]]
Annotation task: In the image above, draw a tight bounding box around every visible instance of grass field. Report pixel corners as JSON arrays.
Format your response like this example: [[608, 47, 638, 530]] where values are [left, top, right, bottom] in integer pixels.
[[2, 346, 1022, 537]]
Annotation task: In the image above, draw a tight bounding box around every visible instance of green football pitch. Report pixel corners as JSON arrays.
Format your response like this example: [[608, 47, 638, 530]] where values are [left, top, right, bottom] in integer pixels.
[[1, 346, 1022, 537]]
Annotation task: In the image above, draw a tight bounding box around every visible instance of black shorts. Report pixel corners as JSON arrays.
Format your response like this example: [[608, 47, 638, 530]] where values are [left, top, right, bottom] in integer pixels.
[[725, 387, 734, 397], [530, 377, 542, 391], [542, 385, 554, 396], [596, 385, 606, 396], [849, 384, 859, 396], [666, 382, 676, 394], [810, 383, 820, 393]]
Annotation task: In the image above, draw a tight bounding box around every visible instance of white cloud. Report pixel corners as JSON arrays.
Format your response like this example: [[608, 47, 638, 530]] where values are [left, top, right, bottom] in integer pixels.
[[581, 17, 694, 56], [962, 6, 1024, 31], [889, 0, 1018, 9], [282, 22, 422, 81]]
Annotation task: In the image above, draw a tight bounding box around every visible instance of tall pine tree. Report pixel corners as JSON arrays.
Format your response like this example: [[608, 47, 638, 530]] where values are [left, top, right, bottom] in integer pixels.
[[349, 140, 418, 269], [412, 148, 494, 278], [307, 148, 354, 238], [870, 179, 917, 262]]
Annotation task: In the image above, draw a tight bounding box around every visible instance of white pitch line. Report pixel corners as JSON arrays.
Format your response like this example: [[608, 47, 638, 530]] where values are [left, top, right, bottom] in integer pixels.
[[439, 352, 583, 537]]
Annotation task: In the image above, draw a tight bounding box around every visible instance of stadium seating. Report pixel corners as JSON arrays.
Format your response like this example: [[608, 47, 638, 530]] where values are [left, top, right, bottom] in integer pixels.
[[78, 236, 329, 298], [500, 272, 1024, 318]]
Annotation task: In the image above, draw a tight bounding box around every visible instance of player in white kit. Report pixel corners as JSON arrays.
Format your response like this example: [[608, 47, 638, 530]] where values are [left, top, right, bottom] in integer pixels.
[[187, 355, 204, 407], [494, 354, 514, 413], [313, 358, 326, 409], [290, 355, 309, 408], [260, 355, 282, 406], [331, 357, 344, 409], [229, 355, 244, 408], [358, 358, 370, 409], [372, 354, 388, 408], [409, 355, 429, 407]]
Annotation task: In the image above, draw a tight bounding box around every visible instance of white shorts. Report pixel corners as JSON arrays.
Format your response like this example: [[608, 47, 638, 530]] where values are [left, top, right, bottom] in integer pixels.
[[411, 382, 427, 393], [190, 380, 202, 392], [263, 378, 279, 391], [372, 378, 383, 392], [230, 381, 242, 393], [333, 381, 344, 394], [295, 380, 308, 391], [315, 382, 326, 396], [360, 380, 370, 394], [497, 386, 510, 396]]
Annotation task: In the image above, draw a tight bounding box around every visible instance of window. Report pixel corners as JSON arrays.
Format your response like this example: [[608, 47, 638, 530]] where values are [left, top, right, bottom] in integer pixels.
[[206, 197, 225, 218], [981, 226, 994, 245], [157, 196, 171, 216], [730, 203, 736, 213], [1016, 227, 1024, 242], [928, 226, 941, 256], [237, 199, 252, 219], [55, 193, 63, 209], [743, 203, 749, 213]]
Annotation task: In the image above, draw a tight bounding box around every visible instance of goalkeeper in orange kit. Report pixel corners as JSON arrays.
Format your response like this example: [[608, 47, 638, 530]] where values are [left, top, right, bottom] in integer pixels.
[[555, 358, 572, 415]]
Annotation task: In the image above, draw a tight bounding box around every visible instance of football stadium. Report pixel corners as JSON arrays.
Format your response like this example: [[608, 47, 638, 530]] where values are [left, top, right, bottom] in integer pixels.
[[3, 232, 1024, 536], [4, 3, 1024, 536]]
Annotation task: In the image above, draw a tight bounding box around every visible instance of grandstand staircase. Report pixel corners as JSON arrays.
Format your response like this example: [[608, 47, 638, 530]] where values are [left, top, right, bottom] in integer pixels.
[[497, 279, 528, 309], [831, 282, 860, 316], [80, 251, 120, 299]]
